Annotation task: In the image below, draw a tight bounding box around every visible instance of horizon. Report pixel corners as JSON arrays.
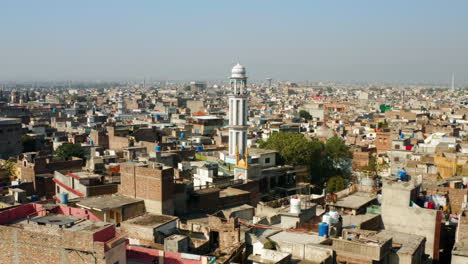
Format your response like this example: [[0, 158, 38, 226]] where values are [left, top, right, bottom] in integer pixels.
[[1, 1, 467, 85]]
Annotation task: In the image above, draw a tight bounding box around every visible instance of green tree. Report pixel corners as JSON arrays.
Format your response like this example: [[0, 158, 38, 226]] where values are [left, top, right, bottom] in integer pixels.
[[21, 135, 36, 152], [2, 158, 17, 179], [325, 136, 352, 160], [259, 132, 316, 165], [327, 176, 346, 193], [259, 132, 352, 190], [55, 144, 85, 160], [299, 110, 312, 121]]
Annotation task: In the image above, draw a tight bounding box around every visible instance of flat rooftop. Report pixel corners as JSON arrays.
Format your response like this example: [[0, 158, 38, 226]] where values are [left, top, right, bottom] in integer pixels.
[[123, 213, 178, 227], [67, 171, 101, 179], [249, 148, 278, 156], [371, 230, 425, 255], [12, 214, 110, 235], [220, 187, 250, 197], [333, 192, 376, 209], [269, 231, 327, 245], [76, 195, 143, 211]]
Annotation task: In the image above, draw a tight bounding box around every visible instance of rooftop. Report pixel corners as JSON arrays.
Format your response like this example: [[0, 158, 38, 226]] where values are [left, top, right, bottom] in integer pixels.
[[123, 213, 178, 227], [14, 214, 111, 235], [220, 187, 250, 197], [76, 195, 143, 211], [333, 192, 377, 209], [371, 230, 425, 255], [268, 231, 327, 245]]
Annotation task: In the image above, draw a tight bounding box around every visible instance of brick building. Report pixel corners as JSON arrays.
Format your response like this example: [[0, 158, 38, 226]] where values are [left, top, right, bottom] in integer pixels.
[[375, 132, 392, 153], [120, 161, 175, 215], [0, 203, 127, 264]]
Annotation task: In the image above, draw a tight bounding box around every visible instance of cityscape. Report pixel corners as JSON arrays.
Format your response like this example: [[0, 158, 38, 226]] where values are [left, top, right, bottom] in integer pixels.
[[0, 1, 467, 264]]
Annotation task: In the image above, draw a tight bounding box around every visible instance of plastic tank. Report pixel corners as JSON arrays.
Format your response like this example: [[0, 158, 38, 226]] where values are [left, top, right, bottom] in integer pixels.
[[289, 197, 301, 214], [180, 133, 185, 139], [31, 195, 38, 202], [329, 210, 340, 224], [322, 213, 331, 225], [196, 146, 203, 151], [180, 146, 185, 151], [318, 222, 329, 237], [59, 192, 68, 204], [397, 170, 408, 181], [155, 146, 162, 152]]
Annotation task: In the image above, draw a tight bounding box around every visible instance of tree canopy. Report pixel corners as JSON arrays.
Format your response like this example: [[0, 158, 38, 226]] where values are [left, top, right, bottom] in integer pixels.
[[259, 132, 352, 190], [54, 144, 85, 160], [298, 110, 312, 121], [1, 158, 17, 179]]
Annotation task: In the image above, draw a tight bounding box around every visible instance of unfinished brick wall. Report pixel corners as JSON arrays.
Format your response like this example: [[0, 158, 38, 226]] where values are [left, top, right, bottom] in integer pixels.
[[89, 130, 109, 149], [107, 126, 130, 152], [120, 162, 174, 215], [208, 216, 240, 252], [0, 225, 108, 264]]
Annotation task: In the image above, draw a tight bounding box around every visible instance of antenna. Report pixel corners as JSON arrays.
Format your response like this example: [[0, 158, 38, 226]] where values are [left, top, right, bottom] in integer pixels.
[[451, 73, 455, 90]]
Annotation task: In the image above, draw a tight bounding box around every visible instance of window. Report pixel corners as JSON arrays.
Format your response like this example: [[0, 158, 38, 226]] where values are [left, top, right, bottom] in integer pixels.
[[395, 145, 400, 150], [394, 157, 400, 162], [265, 158, 271, 164]]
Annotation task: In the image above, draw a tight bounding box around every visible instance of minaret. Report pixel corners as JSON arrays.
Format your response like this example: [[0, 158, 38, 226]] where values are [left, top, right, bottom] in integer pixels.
[[117, 90, 125, 115], [228, 63, 249, 158]]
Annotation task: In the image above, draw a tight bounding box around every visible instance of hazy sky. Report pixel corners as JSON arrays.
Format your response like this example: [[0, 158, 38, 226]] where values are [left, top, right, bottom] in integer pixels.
[[1, 1, 467, 84]]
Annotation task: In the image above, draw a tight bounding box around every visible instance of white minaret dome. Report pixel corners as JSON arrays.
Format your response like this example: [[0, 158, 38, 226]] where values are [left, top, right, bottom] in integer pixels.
[[231, 63, 246, 78]]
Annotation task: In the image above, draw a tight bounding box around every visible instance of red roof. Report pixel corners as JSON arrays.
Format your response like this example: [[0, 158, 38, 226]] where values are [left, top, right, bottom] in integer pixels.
[[193, 111, 207, 116]]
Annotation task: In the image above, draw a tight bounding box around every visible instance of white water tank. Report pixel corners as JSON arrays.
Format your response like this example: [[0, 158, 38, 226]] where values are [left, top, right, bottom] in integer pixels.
[[322, 213, 331, 225], [329, 210, 340, 225], [290, 197, 301, 214]]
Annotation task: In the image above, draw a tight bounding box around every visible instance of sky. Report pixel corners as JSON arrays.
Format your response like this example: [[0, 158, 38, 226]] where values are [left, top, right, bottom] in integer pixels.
[[1, 1, 467, 84]]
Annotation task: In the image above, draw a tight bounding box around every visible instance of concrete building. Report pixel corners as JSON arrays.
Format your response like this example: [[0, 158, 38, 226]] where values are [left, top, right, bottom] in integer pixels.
[[381, 180, 442, 261], [53, 170, 118, 201], [121, 213, 179, 247], [333, 229, 426, 264], [76, 194, 145, 224], [452, 208, 468, 264]]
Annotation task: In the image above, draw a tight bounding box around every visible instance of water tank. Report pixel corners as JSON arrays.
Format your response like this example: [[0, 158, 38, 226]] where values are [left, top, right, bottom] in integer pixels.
[[31, 195, 38, 202], [289, 197, 301, 214], [318, 222, 329, 237], [59, 192, 68, 204], [89, 140, 94, 146], [397, 170, 408, 181], [180, 145, 185, 151], [155, 146, 162, 152], [196, 146, 203, 151], [329, 210, 340, 224], [322, 213, 331, 225], [180, 133, 185, 139]]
